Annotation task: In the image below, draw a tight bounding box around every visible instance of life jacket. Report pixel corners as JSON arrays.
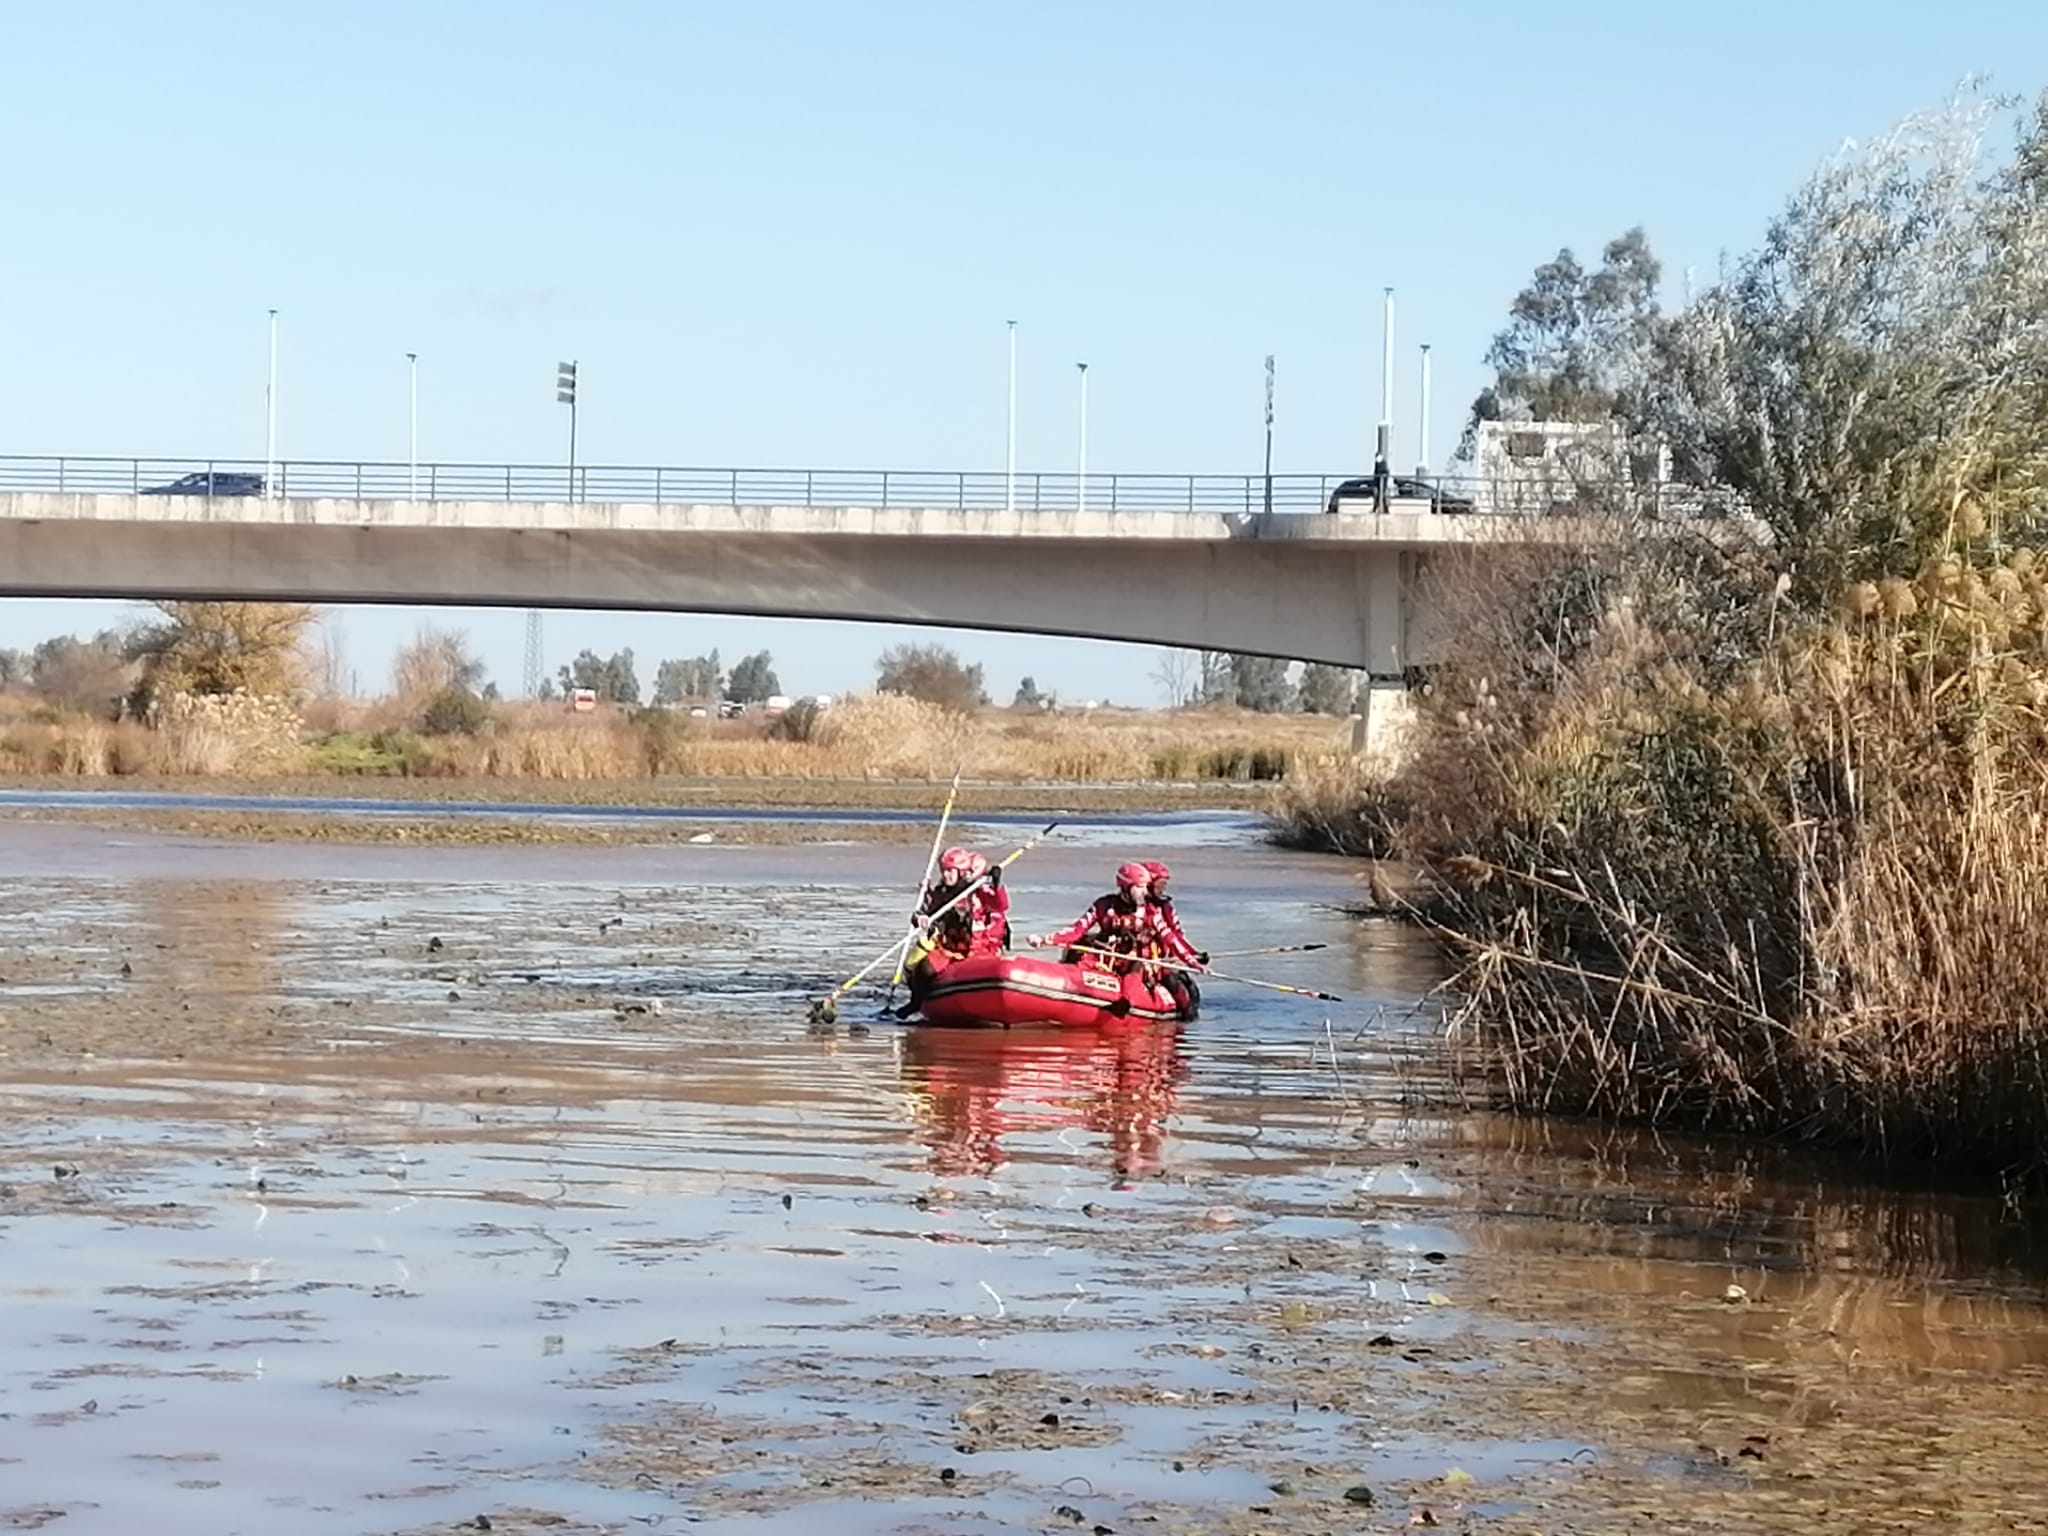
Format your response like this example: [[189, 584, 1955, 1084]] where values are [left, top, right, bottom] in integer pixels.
[[1143, 893, 1203, 967], [1049, 894, 1157, 971], [924, 879, 1009, 958], [910, 905, 974, 971]]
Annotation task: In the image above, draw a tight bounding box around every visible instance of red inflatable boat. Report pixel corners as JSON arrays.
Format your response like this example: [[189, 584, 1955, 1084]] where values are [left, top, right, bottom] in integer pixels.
[[914, 954, 1194, 1029]]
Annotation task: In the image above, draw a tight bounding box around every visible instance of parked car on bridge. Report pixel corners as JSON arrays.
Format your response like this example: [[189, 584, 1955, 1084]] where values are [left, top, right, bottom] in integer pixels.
[[141, 471, 266, 497], [1325, 473, 1475, 515]]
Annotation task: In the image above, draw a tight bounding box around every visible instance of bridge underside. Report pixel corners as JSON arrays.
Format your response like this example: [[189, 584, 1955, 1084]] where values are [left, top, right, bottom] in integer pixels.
[[0, 495, 1453, 673]]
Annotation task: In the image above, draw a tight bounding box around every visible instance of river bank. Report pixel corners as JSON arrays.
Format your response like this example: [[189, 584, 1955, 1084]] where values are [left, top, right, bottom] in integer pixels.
[[0, 776, 1278, 852], [0, 770, 1278, 812], [3, 823, 2046, 1533]]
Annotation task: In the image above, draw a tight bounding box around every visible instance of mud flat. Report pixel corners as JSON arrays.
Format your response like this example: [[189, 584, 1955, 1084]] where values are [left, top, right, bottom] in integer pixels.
[[3, 822, 2046, 1534]]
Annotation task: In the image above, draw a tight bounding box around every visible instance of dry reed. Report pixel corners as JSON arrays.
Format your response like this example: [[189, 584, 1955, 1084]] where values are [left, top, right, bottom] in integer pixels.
[[0, 689, 1346, 787]]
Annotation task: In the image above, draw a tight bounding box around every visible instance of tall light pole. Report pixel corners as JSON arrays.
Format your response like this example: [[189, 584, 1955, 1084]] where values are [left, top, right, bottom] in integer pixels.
[[1378, 287, 1394, 473], [1417, 343, 1433, 478], [264, 308, 278, 498], [533, 357, 579, 701], [556, 359, 579, 500], [1004, 320, 1018, 513], [406, 352, 419, 499], [1075, 362, 1089, 514], [1263, 353, 1275, 516]]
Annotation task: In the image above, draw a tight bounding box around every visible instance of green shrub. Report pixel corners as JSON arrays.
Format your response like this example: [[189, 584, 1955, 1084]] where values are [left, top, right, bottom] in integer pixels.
[[420, 687, 493, 738]]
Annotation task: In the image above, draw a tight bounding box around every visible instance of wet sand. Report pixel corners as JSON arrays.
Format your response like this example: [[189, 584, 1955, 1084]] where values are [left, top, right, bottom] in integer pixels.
[[4, 818, 2047, 1534]]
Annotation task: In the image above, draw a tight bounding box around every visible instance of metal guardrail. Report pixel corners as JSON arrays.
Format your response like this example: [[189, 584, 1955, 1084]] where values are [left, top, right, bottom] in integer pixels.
[[0, 454, 1573, 514]]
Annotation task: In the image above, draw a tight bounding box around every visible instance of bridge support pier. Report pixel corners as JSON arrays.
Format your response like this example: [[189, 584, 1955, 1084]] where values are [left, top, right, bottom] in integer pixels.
[[1344, 549, 1418, 764], [1350, 683, 1416, 762]]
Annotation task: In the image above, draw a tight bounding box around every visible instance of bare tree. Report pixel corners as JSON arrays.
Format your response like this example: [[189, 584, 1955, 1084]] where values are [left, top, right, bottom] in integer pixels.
[[392, 624, 487, 704], [876, 643, 986, 713], [32, 632, 134, 716], [303, 616, 349, 698], [1150, 648, 1200, 709]]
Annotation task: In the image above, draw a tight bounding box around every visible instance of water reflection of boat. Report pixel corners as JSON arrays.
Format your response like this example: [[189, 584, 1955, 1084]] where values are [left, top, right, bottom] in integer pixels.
[[899, 1023, 1189, 1180]]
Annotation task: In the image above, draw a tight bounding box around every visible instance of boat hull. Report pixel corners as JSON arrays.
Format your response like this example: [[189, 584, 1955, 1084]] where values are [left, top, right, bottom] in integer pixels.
[[916, 954, 1192, 1028]]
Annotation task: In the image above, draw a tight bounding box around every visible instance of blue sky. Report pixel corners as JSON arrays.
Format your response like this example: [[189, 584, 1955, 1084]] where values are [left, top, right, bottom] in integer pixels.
[[2, 1, 2041, 704]]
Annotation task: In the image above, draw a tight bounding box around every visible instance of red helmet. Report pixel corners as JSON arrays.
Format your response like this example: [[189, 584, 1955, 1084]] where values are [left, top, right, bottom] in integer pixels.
[[939, 847, 976, 877], [1115, 861, 1152, 892], [967, 852, 990, 879], [1143, 860, 1170, 887]]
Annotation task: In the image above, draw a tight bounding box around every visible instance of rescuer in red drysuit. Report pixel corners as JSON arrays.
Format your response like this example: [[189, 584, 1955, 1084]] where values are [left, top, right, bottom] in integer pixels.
[[920, 847, 1010, 958], [1140, 860, 1206, 967], [903, 901, 975, 1008], [1027, 862, 1165, 975], [1139, 859, 1208, 1019]]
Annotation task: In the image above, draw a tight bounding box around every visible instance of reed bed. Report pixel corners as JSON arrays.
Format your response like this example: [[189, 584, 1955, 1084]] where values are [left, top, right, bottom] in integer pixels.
[[1383, 530, 2048, 1176], [1273, 89, 2048, 1179], [0, 690, 1348, 787]]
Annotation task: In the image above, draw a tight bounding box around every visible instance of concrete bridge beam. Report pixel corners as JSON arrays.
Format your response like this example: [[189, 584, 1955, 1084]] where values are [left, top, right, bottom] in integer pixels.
[[0, 492, 1529, 673]]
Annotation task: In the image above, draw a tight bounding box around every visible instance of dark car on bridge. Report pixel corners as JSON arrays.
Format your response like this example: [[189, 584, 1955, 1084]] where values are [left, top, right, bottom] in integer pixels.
[[1326, 474, 1475, 515], [141, 471, 266, 497]]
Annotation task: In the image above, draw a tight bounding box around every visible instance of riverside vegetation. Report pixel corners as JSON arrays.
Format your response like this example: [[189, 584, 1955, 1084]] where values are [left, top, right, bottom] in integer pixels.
[[0, 607, 1359, 795], [0, 690, 1348, 790], [1276, 84, 2048, 1181]]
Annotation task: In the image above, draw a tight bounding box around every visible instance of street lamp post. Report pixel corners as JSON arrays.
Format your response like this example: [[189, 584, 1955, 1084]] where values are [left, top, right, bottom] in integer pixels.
[[1378, 287, 1394, 467], [264, 308, 278, 498], [406, 352, 419, 499], [1417, 344, 1433, 478], [1076, 362, 1088, 514], [1005, 320, 1017, 513], [1376, 288, 1395, 512], [1263, 353, 1275, 516], [557, 360, 579, 500]]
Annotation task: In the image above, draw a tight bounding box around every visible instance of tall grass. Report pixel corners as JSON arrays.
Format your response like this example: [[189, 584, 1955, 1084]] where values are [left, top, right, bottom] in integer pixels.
[[1382, 504, 2048, 1170], [1300, 88, 2048, 1177], [1264, 755, 1401, 856], [1412, 537, 2048, 1171], [0, 689, 1350, 786]]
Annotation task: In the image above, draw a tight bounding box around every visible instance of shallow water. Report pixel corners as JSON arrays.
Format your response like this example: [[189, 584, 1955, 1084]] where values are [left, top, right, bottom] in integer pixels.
[[0, 785, 1260, 846], [4, 817, 2047, 1533]]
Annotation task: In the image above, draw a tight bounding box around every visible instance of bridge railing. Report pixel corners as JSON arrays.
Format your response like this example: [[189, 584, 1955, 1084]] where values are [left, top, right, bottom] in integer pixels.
[[0, 454, 1648, 515]]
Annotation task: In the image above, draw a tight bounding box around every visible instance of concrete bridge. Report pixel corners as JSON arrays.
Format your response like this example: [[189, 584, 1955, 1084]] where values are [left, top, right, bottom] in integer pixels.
[[0, 453, 1573, 744], [0, 481, 1542, 680]]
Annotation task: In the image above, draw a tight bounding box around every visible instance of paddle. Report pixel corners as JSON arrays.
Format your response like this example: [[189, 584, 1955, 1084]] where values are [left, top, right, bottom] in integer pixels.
[[1201, 942, 1329, 959], [807, 821, 1060, 1024], [889, 760, 964, 998], [1050, 942, 1344, 1003]]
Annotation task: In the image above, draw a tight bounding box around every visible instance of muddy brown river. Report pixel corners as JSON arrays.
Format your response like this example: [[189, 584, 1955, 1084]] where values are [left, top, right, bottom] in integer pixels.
[[4, 815, 2048, 1535]]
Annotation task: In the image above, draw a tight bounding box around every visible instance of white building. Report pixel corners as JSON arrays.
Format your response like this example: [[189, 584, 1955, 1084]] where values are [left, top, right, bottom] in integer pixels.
[[1469, 420, 1669, 516]]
